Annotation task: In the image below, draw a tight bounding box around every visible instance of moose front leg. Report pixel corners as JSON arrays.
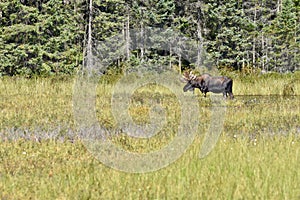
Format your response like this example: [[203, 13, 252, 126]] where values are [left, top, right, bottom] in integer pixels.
[[200, 84, 208, 98], [191, 88, 195, 94]]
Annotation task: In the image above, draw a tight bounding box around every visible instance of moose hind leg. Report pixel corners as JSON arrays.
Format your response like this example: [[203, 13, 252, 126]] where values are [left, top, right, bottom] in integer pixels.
[[228, 86, 234, 99], [229, 92, 234, 99], [226, 80, 234, 99]]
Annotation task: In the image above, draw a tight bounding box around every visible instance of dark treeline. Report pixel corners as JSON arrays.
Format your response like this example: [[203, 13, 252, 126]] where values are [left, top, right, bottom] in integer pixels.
[[0, 0, 299, 76]]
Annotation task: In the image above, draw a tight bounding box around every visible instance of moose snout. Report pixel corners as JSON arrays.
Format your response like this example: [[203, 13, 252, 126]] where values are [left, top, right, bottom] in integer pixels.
[[183, 83, 194, 92]]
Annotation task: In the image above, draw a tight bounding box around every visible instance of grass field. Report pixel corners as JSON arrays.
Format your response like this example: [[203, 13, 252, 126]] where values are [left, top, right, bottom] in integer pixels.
[[0, 72, 300, 199]]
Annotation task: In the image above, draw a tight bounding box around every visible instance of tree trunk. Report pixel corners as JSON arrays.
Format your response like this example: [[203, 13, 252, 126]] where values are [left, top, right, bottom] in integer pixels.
[[277, 0, 282, 13], [140, 8, 145, 61], [126, 11, 130, 61], [252, 3, 257, 68], [169, 45, 172, 69], [179, 54, 182, 73], [261, 34, 265, 71], [86, 0, 93, 71], [140, 24, 144, 61], [197, 17, 203, 68]]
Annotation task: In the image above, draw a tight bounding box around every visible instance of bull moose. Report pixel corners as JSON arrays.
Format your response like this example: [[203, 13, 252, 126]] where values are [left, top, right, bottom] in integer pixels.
[[181, 71, 234, 99]]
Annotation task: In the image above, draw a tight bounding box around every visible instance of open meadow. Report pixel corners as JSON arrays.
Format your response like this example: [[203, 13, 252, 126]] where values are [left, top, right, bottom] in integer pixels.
[[0, 72, 300, 199]]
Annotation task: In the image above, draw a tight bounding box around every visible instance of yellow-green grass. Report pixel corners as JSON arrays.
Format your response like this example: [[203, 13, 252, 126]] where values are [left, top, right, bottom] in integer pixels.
[[0, 76, 74, 130], [0, 72, 298, 131], [0, 72, 299, 199], [233, 73, 300, 96], [1, 135, 300, 199]]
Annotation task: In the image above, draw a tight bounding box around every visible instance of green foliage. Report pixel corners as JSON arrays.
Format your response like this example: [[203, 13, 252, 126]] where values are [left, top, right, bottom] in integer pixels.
[[203, 0, 251, 70], [264, 0, 299, 72], [0, 0, 299, 76], [0, 0, 84, 76]]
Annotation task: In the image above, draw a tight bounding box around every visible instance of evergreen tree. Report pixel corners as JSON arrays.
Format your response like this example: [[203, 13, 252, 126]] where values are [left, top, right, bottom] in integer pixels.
[[203, 0, 252, 70], [124, 0, 177, 73], [0, 0, 299, 76], [0, 0, 84, 76], [91, 0, 127, 70], [264, 0, 299, 72], [243, 0, 278, 71]]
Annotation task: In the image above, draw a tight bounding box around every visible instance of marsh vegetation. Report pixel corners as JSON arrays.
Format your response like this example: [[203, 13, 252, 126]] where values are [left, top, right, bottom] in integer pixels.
[[0, 72, 299, 199]]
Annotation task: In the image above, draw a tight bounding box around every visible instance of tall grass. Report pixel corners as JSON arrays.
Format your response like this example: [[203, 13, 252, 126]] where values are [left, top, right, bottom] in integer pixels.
[[0, 77, 74, 131], [1, 136, 300, 199], [233, 72, 300, 95], [0, 72, 299, 131], [0, 72, 299, 199]]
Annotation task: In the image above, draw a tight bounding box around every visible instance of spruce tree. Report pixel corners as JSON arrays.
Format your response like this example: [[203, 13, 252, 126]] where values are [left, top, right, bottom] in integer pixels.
[[0, 0, 84, 76]]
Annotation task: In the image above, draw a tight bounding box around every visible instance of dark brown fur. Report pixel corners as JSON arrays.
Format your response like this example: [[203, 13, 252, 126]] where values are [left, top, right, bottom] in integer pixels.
[[182, 72, 234, 99]]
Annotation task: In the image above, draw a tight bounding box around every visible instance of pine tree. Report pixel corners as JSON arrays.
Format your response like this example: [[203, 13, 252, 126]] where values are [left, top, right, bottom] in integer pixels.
[[241, 0, 277, 71], [264, 0, 299, 72], [123, 0, 177, 73], [202, 0, 252, 70], [0, 0, 84, 76]]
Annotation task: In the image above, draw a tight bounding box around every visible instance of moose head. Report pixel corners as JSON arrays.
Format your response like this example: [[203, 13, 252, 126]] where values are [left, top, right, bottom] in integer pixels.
[[181, 71, 207, 94]]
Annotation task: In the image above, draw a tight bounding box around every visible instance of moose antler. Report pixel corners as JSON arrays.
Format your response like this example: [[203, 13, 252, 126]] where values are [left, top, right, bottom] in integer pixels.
[[181, 71, 197, 82], [189, 71, 197, 80]]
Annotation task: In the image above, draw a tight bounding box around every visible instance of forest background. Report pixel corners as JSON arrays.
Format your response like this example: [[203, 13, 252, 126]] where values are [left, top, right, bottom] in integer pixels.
[[0, 0, 299, 77], [1, 2, 300, 198]]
